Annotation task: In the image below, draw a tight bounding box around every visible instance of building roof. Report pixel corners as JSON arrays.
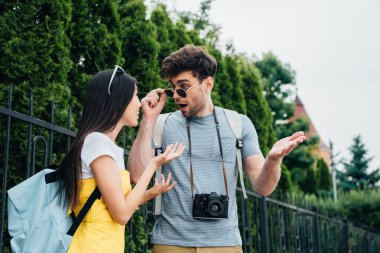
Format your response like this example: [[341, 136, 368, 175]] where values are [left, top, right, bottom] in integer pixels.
[[290, 95, 330, 152]]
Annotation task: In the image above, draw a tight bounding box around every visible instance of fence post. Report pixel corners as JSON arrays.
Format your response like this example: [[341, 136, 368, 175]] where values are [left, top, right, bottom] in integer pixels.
[[260, 196, 270, 253], [241, 195, 251, 253], [312, 206, 321, 253], [49, 101, 54, 164], [0, 85, 13, 250], [364, 232, 370, 253], [343, 218, 350, 253]]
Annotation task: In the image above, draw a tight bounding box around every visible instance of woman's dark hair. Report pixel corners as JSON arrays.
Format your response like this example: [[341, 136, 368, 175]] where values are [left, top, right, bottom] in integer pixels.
[[160, 44, 217, 80], [59, 69, 137, 208]]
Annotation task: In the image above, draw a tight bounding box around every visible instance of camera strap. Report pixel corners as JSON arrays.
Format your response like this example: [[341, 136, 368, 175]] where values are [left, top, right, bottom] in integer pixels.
[[186, 107, 229, 200]]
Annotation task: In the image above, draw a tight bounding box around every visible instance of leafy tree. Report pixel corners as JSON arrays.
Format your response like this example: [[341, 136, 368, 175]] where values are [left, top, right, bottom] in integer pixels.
[[337, 190, 380, 231], [260, 54, 331, 195], [255, 52, 296, 125], [277, 116, 319, 194], [237, 55, 275, 154], [307, 190, 380, 231], [237, 57, 295, 201], [177, 0, 220, 47], [337, 135, 380, 191]]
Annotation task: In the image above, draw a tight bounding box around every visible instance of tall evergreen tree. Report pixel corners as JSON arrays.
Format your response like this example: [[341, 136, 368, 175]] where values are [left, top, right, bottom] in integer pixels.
[[238, 55, 275, 154], [207, 47, 223, 106], [224, 53, 246, 114], [150, 3, 205, 113], [150, 4, 176, 64], [0, 0, 73, 172], [216, 55, 234, 110], [150, 3, 189, 113], [0, 0, 72, 119], [316, 157, 331, 191], [68, 0, 123, 124], [299, 166, 318, 195], [276, 165, 293, 192], [0, 2, 72, 249], [338, 135, 380, 191], [120, 0, 160, 95], [171, 20, 194, 47]]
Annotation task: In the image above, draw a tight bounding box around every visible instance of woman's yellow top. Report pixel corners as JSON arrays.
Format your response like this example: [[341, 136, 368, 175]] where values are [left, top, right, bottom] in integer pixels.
[[67, 170, 131, 253]]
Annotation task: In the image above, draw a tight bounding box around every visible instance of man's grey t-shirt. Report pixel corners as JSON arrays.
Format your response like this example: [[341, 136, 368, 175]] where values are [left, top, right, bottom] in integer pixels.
[[151, 107, 262, 247]]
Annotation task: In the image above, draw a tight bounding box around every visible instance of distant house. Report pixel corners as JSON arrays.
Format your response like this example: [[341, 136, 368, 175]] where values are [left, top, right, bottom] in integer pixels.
[[289, 95, 331, 167]]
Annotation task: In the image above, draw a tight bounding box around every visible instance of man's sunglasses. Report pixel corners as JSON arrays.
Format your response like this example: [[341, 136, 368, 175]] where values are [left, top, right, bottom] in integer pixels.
[[164, 80, 200, 98], [108, 65, 125, 94]]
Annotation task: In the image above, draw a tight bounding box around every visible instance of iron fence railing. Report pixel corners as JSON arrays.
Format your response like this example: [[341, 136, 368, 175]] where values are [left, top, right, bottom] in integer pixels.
[[1, 85, 380, 253]]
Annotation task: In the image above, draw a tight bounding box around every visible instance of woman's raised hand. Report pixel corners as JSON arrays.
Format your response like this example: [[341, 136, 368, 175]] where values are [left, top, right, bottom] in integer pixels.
[[151, 142, 185, 169], [140, 143, 184, 204], [147, 172, 176, 196]]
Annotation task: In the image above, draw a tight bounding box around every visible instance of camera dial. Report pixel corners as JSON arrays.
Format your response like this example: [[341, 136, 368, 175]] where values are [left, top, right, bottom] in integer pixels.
[[208, 200, 223, 217]]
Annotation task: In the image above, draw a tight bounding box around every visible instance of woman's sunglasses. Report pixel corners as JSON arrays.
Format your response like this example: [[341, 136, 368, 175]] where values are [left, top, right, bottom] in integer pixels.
[[108, 65, 125, 94], [164, 80, 200, 98]]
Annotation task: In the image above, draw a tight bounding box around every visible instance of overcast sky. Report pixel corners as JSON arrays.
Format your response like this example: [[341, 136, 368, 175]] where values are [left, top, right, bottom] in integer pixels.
[[158, 0, 380, 170]]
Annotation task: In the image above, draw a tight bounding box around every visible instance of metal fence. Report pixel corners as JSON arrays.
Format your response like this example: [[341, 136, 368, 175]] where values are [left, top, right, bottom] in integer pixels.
[[1, 85, 380, 253]]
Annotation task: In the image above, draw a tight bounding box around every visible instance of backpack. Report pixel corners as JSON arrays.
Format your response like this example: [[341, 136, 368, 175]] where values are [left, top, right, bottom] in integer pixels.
[[7, 165, 100, 253], [152, 108, 247, 215]]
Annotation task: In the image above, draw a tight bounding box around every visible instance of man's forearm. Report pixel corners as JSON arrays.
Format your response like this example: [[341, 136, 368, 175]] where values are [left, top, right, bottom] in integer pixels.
[[128, 118, 155, 184], [247, 131, 305, 196], [247, 157, 282, 196]]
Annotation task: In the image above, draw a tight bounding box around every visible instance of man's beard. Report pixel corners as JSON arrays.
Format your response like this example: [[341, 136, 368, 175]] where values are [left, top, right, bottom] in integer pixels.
[[182, 102, 203, 118]]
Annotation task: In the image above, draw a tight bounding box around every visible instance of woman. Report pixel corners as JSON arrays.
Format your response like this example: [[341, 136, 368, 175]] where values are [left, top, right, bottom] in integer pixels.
[[58, 66, 184, 252]]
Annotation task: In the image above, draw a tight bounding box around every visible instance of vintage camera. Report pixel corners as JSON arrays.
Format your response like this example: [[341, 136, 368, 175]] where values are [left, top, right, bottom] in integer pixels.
[[192, 192, 229, 219]]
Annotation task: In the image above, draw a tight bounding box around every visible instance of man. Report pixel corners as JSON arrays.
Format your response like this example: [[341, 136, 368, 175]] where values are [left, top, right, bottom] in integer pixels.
[[128, 44, 305, 253]]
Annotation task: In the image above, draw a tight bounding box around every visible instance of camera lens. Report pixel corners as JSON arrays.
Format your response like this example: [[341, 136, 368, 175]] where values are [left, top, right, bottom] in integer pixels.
[[207, 200, 223, 217]]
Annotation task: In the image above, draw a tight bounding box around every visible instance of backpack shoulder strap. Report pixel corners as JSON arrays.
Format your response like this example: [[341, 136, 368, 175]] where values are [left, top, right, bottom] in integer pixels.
[[223, 109, 243, 138], [223, 109, 247, 199], [66, 186, 101, 236], [152, 113, 171, 148], [152, 113, 171, 215]]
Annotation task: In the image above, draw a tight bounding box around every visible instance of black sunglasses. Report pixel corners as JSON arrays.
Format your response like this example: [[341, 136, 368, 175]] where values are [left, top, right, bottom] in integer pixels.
[[164, 80, 200, 98], [108, 65, 125, 94]]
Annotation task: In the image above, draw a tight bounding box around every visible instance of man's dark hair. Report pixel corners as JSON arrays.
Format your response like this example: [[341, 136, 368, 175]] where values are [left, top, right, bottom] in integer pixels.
[[160, 44, 217, 80]]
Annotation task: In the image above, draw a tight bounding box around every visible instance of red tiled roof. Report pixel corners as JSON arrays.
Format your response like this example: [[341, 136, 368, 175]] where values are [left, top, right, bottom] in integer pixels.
[[289, 95, 329, 150]]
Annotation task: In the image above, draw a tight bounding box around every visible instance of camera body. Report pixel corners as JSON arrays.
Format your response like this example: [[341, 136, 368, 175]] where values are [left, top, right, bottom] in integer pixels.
[[192, 192, 229, 219]]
